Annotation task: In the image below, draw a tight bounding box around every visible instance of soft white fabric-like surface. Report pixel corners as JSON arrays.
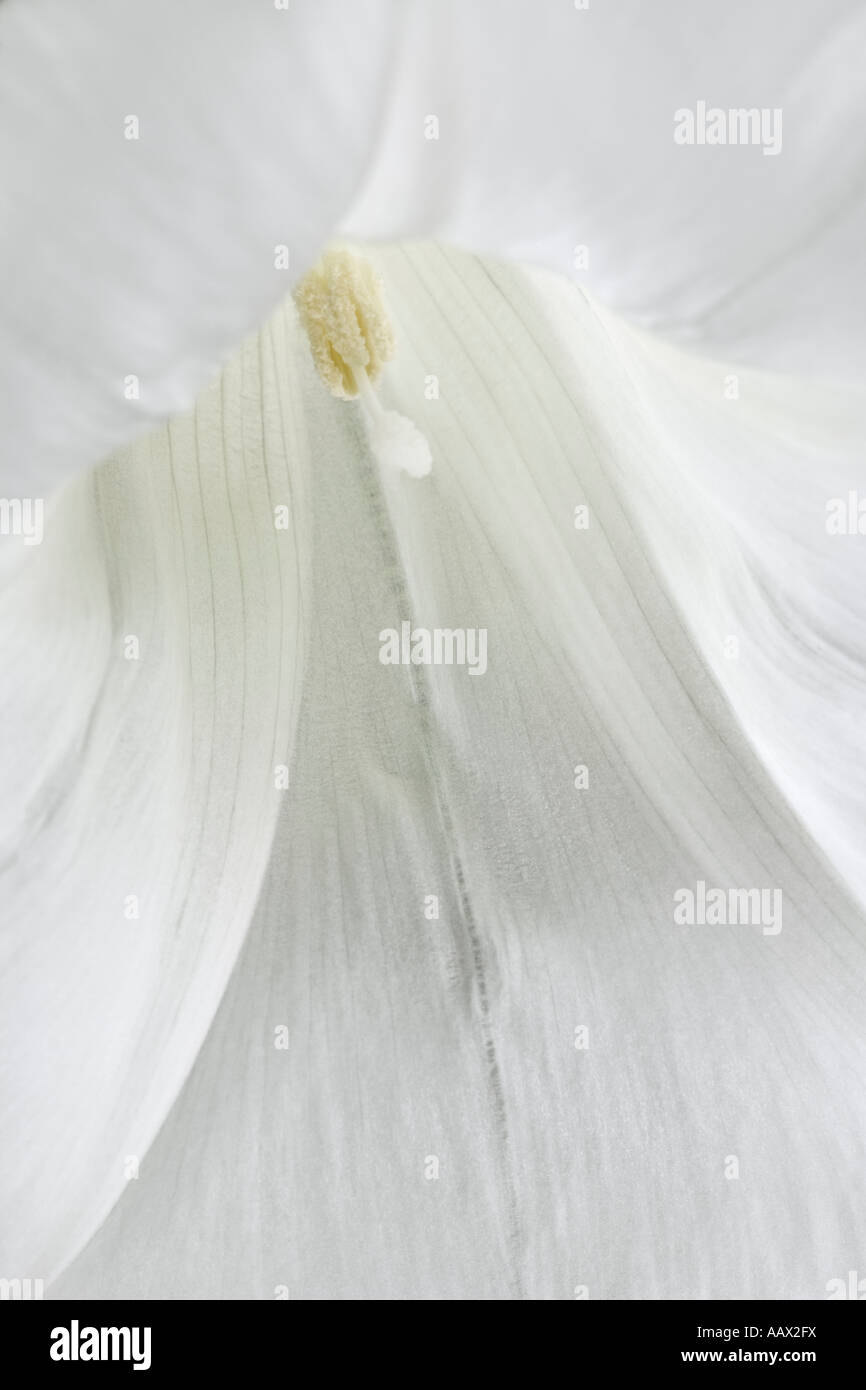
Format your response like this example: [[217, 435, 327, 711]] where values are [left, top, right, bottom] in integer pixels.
[[0, 0, 395, 495], [0, 321, 311, 1281], [345, 0, 866, 381], [2, 0, 864, 1304], [3, 0, 865, 504], [22, 248, 861, 1299]]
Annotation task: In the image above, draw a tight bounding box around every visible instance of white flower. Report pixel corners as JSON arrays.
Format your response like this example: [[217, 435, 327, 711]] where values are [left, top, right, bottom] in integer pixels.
[[1, 0, 865, 1300]]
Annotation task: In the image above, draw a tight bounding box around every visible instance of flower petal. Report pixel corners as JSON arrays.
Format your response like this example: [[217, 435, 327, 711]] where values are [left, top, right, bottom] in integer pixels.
[[0, 0, 395, 494], [47, 246, 866, 1298], [0, 316, 311, 1282]]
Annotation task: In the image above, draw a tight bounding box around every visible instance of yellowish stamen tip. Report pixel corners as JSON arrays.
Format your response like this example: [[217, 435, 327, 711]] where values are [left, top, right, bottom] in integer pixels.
[[294, 248, 395, 400]]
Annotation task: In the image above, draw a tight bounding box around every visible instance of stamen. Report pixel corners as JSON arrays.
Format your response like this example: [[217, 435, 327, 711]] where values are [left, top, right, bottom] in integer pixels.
[[295, 249, 432, 479]]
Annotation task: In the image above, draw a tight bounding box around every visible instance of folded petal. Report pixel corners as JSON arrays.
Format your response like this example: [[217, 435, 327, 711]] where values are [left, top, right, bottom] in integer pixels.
[[343, 1, 866, 380], [0, 0, 395, 494], [0, 313, 311, 1281], [5, 0, 865, 510], [48, 246, 866, 1299]]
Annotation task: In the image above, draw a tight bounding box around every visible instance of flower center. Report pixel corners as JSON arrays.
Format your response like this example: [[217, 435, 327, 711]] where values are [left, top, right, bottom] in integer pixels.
[[295, 249, 432, 479]]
